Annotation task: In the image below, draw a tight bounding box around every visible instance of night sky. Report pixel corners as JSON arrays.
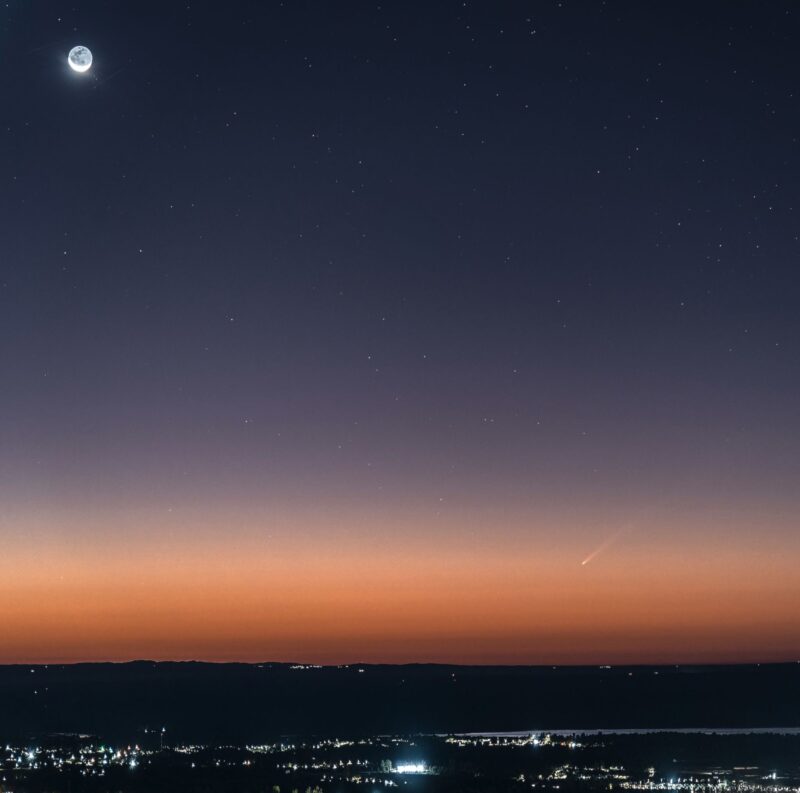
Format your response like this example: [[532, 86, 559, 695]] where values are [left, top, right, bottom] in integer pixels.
[[2, 1, 799, 664]]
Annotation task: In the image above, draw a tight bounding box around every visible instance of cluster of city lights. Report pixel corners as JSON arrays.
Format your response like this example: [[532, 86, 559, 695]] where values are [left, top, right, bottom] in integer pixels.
[[2, 735, 797, 793]]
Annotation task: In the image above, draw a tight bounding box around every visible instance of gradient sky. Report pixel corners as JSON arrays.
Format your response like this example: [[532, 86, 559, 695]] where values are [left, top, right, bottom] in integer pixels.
[[2, 1, 800, 664]]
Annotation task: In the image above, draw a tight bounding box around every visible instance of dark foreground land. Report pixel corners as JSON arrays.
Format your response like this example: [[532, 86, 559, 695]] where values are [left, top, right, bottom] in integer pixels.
[[4, 729, 800, 793], [1, 662, 799, 744]]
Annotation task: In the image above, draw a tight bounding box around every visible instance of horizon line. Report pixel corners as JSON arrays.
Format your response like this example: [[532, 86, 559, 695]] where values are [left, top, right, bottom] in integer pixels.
[[2, 658, 799, 669]]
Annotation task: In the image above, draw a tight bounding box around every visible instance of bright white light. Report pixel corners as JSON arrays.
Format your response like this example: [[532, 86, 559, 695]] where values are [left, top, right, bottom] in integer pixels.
[[395, 763, 426, 774]]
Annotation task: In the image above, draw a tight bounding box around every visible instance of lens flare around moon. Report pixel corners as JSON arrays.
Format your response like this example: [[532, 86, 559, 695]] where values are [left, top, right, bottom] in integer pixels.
[[68, 45, 93, 73]]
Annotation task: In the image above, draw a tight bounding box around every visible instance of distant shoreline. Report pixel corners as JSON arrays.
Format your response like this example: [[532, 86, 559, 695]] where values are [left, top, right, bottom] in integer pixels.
[[462, 727, 800, 736]]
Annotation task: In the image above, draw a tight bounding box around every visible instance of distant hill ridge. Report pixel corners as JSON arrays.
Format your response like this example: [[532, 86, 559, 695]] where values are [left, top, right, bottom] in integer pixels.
[[1, 662, 798, 744]]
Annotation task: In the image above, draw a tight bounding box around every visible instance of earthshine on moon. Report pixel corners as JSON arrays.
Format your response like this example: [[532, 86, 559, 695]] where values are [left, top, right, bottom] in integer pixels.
[[68, 45, 93, 73]]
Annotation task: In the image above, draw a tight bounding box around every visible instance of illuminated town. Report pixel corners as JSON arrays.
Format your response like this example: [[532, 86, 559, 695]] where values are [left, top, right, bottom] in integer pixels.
[[2, 731, 799, 793]]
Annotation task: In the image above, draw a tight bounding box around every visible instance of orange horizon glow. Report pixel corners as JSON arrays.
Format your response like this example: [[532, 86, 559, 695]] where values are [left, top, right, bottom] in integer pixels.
[[4, 503, 799, 666]]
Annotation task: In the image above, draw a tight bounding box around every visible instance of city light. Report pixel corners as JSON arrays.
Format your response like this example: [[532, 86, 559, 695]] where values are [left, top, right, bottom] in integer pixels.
[[395, 763, 426, 774]]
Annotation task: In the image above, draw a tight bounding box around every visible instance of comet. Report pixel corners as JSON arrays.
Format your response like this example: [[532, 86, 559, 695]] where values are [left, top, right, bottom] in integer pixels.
[[581, 528, 628, 566]]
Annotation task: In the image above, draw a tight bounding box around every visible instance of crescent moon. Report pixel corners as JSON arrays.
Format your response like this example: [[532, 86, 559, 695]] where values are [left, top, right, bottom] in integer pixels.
[[68, 45, 93, 73]]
